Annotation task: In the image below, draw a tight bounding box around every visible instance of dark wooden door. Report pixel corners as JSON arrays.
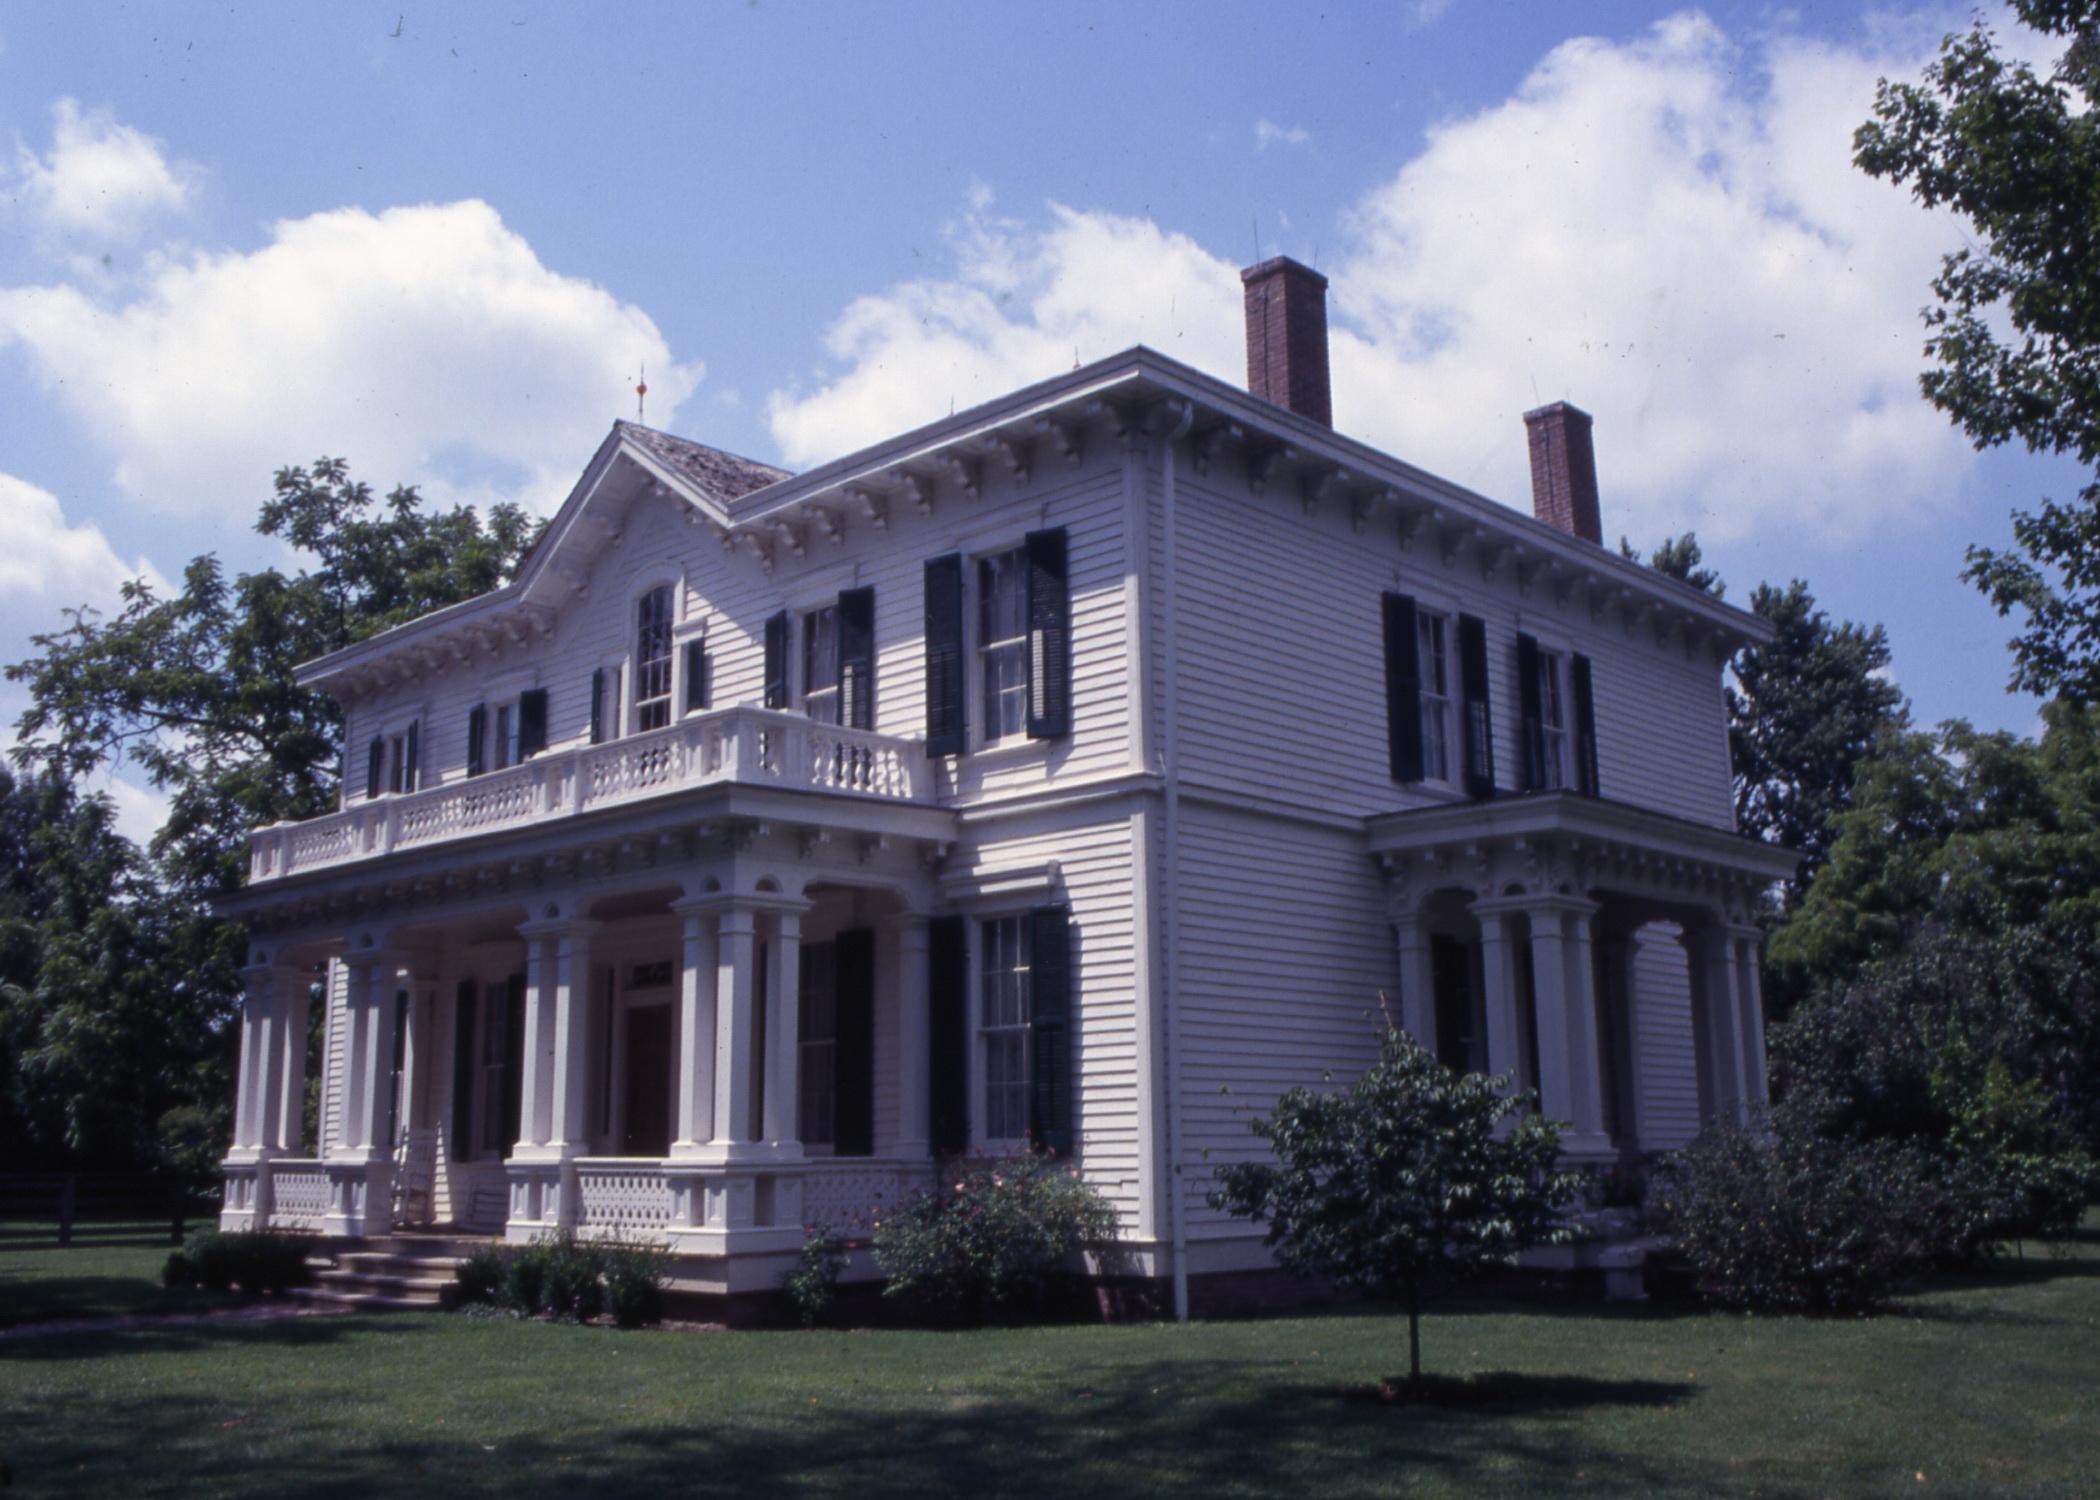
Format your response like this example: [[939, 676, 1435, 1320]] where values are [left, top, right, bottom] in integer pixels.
[[621, 1005, 673, 1156]]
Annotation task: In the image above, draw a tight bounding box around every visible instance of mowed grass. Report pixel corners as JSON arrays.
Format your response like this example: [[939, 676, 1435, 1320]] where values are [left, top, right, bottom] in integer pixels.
[[1, 1231, 2096, 1498], [0, 1230, 240, 1327]]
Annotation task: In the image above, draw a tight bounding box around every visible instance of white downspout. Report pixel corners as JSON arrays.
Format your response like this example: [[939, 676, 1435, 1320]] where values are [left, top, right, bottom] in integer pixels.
[[1159, 399, 1195, 1322]]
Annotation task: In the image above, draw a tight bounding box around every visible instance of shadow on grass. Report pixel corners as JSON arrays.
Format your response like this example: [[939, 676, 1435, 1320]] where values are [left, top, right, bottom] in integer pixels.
[[0, 1331, 1709, 1500], [0, 1270, 249, 1330], [0, 1307, 423, 1361], [1340, 1370, 1694, 1412]]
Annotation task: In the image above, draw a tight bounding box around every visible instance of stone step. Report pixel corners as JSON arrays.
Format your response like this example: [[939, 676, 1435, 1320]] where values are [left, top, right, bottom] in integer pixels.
[[334, 1250, 470, 1275], [315, 1267, 454, 1295], [291, 1284, 440, 1312]]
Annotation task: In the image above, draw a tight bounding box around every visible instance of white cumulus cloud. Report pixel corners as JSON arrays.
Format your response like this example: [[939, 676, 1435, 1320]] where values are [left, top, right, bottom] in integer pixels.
[[1255, 118, 1313, 150], [769, 12, 1972, 545], [10, 97, 193, 240], [0, 199, 702, 518]]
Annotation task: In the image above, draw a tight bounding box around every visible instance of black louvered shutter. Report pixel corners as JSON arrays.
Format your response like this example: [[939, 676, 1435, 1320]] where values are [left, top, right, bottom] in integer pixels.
[[1024, 527, 1071, 739], [403, 720, 419, 792], [1027, 905, 1073, 1156], [450, 981, 477, 1160], [501, 973, 526, 1154], [1572, 653, 1600, 796], [466, 705, 487, 778], [833, 927, 876, 1156], [763, 610, 789, 709], [365, 736, 384, 800], [924, 554, 965, 756], [589, 667, 606, 745], [1517, 632, 1546, 790], [838, 587, 875, 731], [929, 915, 968, 1154], [1458, 614, 1496, 801], [518, 688, 548, 757], [1384, 593, 1424, 783], [683, 640, 710, 714]]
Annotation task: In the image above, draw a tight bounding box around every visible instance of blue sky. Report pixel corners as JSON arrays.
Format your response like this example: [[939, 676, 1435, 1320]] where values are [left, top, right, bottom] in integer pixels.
[[0, 2, 2079, 837]]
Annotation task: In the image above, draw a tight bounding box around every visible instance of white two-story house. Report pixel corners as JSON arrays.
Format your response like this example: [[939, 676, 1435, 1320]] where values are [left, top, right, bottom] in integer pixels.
[[219, 257, 1792, 1316]]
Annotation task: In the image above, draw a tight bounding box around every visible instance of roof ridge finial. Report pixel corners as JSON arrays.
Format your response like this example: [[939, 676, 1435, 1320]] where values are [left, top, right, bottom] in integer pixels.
[[635, 362, 648, 425]]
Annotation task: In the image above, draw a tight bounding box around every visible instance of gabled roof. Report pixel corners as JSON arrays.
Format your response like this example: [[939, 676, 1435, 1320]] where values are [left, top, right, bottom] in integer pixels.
[[296, 344, 1776, 696]]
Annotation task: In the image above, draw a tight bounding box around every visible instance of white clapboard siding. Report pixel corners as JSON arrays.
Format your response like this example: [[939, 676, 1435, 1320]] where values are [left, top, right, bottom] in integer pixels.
[[1165, 467, 1735, 828], [1171, 799, 1395, 1238]]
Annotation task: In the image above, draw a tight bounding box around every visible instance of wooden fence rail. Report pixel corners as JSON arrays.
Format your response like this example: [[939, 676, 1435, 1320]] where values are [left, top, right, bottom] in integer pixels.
[[0, 1172, 212, 1246]]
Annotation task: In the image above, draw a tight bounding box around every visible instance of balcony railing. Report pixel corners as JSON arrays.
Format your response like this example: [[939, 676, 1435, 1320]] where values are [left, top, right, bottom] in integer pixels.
[[247, 706, 932, 883]]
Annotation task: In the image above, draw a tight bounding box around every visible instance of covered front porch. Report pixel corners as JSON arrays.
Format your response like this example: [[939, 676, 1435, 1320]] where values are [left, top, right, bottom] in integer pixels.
[[222, 802, 956, 1270], [1372, 792, 1797, 1168]]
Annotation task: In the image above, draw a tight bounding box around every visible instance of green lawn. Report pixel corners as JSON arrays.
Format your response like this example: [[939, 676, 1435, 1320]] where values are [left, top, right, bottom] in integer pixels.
[[1, 1232, 2095, 1498], [0, 1236, 241, 1327]]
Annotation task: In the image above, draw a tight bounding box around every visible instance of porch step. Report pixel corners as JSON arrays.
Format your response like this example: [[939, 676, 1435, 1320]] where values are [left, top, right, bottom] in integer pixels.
[[291, 1284, 439, 1312], [296, 1245, 473, 1310]]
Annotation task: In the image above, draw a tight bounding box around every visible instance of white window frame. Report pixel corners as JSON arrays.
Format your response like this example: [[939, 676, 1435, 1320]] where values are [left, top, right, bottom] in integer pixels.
[[673, 615, 710, 717], [801, 601, 842, 725], [975, 545, 1030, 747], [1416, 609, 1456, 787], [479, 669, 535, 773], [627, 577, 680, 736], [976, 913, 1033, 1148], [361, 704, 426, 801]]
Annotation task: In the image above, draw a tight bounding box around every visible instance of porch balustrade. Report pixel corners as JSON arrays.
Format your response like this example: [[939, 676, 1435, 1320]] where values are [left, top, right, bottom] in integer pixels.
[[246, 706, 932, 883], [553, 1156, 939, 1249], [264, 1160, 331, 1229]]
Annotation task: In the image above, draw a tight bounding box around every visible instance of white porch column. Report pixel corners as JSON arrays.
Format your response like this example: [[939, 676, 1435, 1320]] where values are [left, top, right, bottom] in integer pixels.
[[669, 897, 720, 1157], [515, 925, 554, 1151], [268, 968, 312, 1153], [712, 907, 761, 1149], [229, 965, 270, 1159], [543, 920, 602, 1156], [893, 913, 932, 1158], [1522, 896, 1612, 1162], [1391, 907, 1437, 1056], [1472, 902, 1527, 1091], [1727, 923, 1771, 1117], [761, 907, 805, 1155], [1682, 923, 1750, 1127], [340, 949, 398, 1158]]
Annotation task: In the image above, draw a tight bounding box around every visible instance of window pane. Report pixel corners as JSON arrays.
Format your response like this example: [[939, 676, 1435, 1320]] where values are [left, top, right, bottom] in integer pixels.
[[979, 549, 1029, 744], [635, 586, 674, 729]]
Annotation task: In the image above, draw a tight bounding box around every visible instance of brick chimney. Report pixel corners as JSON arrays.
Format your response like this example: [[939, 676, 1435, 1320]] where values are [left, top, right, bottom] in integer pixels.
[[1241, 257, 1331, 426], [1523, 401, 1602, 544]]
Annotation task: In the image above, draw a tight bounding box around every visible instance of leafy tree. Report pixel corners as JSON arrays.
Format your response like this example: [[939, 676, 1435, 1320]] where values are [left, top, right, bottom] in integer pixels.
[[1209, 1028, 1579, 1397], [1729, 581, 1910, 909], [1856, 2, 2100, 699], [1623, 535, 1908, 909], [4, 459, 541, 1172]]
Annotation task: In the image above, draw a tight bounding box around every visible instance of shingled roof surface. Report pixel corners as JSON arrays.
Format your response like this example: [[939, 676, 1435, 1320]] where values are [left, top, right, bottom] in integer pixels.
[[617, 419, 792, 503]]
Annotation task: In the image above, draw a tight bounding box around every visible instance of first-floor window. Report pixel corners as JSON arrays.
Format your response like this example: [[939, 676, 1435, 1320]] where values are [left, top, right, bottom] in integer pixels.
[[803, 604, 840, 724], [478, 980, 509, 1157], [1418, 612, 1453, 783], [798, 941, 837, 1146], [980, 915, 1032, 1142], [979, 548, 1028, 743]]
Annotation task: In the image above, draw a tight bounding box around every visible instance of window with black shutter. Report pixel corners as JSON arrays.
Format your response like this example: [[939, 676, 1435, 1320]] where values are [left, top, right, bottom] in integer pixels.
[[763, 610, 789, 709], [365, 735, 384, 800], [466, 704, 487, 778], [1517, 632, 1546, 790], [838, 586, 875, 730], [1458, 614, 1496, 800], [402, 720, 419, 793], [1572, 653, 1600, 796], [924, 554, 966, 755], [1024, 527, 1070, 739], [1384, 593, 1423, 783], [517, 688, 548, 758], [1026, 905, 1073, 1156]]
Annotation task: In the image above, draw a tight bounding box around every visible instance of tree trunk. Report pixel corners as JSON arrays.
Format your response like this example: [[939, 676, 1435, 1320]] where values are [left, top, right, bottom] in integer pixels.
[[1406, 1277, 1422, 1397]]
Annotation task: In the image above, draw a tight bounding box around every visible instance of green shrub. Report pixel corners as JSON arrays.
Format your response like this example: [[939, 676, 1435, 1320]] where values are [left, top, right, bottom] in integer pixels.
[[1657, 1118, 1939, 1314], [538, 1239, 607, 1323], [503, 1245, 548, 1314], [783, 1227, 848, 1327], [445, 1246, 508, 1310], [166, 1230, 313, 1295], [874, 1152, 1117, 1323], [603, 1242, 669, 1330]]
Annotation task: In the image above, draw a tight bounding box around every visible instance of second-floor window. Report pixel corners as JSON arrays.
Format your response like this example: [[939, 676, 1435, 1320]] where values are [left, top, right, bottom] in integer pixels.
[[979, 547, 1028, 744], [803, 604, 840, 725], [1533, 647, 1569, 789], [635, 586, 674, 733], [1418, 612, 1453, 783]]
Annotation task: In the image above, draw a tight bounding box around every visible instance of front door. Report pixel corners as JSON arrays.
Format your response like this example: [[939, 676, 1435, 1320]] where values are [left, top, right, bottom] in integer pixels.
[[621, 1004, 673, 1156]]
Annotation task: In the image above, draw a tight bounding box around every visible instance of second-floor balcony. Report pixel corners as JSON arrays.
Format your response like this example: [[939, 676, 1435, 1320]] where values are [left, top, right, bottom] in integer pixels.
[[246, 705, 932, 884]]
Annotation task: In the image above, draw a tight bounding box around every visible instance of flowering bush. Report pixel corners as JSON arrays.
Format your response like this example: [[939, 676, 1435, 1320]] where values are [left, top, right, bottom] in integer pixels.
[[782, 1227, 849, 1327], [874, 1152, 1117, 1322]]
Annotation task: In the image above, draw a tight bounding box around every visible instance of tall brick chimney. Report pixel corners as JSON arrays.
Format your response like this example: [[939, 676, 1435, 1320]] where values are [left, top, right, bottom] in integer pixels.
[[1241, 257, 1331, 426], [1523, 401, 1602, 544]]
